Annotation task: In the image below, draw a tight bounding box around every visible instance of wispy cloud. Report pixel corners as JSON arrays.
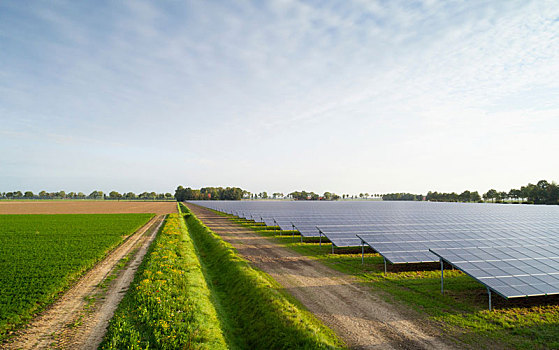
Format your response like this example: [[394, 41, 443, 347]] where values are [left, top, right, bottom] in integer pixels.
[[1, 0, 558, 193]]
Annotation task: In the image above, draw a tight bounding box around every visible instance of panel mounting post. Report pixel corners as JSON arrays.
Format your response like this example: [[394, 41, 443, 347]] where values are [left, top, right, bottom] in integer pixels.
[[384, 257, 387, 275], [275, 219, 281, 236], [487, 287, 492, 311], [440, 259, 444, 294], [319, 232, 322, 247], [361, 240, 365, 265]]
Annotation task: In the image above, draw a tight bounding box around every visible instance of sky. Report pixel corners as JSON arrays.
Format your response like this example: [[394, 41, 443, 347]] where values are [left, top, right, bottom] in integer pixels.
[[1, 0, 559, 196]]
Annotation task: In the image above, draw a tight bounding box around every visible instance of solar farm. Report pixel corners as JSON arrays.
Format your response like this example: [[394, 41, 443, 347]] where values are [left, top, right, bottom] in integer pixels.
[[190, 200, 559, 309]]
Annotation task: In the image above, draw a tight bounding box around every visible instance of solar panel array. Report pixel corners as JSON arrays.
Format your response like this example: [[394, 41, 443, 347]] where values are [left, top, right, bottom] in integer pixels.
[[188, 200, 559, 299]]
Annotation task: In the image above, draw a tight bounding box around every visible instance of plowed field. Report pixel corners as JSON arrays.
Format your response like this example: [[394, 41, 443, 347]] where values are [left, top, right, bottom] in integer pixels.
[[0, 201, 176, 214]]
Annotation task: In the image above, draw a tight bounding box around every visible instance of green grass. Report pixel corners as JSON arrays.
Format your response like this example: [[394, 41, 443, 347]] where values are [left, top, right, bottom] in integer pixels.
[[0, 213, 153, 341], [100, 213, 227, 350], [182, 204, 345, 350], [224, 212, 559, 350]]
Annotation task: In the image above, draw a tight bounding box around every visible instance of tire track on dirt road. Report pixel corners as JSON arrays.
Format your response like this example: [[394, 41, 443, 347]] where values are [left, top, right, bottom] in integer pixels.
[[187, 204, 464, 350], [4, 215, 165, 350]]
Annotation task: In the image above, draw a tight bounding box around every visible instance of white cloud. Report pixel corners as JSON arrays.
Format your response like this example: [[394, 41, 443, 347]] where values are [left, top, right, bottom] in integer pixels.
[[1, 0, 559, 193]]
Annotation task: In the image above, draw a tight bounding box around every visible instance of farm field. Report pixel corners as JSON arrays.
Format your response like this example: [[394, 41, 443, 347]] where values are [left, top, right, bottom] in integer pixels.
[[0, 200, 177, 214], [0, 213, 154, 341]]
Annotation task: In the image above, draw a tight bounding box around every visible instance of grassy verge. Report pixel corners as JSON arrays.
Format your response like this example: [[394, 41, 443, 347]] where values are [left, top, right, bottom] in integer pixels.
[[182, 204, 345, 350], [100, 213, 227, 349], [222, 212, 559, 350]]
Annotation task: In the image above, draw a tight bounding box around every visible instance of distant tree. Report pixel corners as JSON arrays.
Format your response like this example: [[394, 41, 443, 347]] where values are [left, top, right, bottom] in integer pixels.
[[109, 191, 122, 199], [508, 189, 521, 202], [498, 191, 508, 202], [458, 190, 471, 202], [546, 182, 559, 204], [77, 192, 86, 199], [89, 191, 103, 199], [165, 193, 173, 199], [470, 191, 481, 202], [484, 189, 498, 203], [139, 192, 150, 199], [24, 191, 34, 198]]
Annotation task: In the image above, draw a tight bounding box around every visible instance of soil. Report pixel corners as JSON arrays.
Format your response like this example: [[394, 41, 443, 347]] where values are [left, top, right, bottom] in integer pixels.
[[187, 204, 466, 350], [0, 201, 176, 214], [3, 215, 165, 350]]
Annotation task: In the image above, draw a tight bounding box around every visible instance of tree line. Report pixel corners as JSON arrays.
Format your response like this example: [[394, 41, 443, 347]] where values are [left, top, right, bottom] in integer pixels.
[[483, 180, 559, 204], [381, 180, 559, 205], [288, 191, 341, 200], [0, 190, 174, 200], [382, 193, 424, 201], [426, 191, 482, 202], [174, 186, 245, 201]]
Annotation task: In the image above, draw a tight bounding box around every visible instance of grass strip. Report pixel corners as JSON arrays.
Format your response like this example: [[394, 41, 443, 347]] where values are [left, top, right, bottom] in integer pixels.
[[100, 212, 228, 350], [182, 204, 345, 350], [225, 212, 559, 350]]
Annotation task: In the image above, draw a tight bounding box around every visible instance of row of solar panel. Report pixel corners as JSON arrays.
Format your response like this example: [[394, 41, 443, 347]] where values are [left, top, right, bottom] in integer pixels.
[[189, 200, 559, 299]]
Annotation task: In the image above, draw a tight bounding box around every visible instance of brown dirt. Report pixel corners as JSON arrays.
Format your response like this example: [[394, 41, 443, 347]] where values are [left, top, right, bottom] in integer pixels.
[[0, 201, 176, 214], [3, 215, 165, 350], [187, 204, 466, 350]]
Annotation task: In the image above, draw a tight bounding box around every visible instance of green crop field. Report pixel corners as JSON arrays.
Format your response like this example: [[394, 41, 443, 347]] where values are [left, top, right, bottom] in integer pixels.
[[0, 213, 153, 340]]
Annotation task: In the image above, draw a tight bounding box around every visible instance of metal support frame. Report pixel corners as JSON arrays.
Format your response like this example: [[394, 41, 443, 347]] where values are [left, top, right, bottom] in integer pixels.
[[332, 243, 335, 254], [384, 257, 387, 275], [274, 219, 281, 236], [440, 259, 444, 294], [361, 240, 365, 265], [487, 287, 492, 311], [319, 232, 322, 247]]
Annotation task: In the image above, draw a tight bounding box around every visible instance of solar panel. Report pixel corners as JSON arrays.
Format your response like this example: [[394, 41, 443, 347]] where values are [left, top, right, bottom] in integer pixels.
[[430, 245, 559, 299]]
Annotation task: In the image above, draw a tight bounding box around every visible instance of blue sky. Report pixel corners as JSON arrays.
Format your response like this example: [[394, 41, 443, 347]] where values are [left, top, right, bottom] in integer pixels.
[[1, 0, 559, 195]]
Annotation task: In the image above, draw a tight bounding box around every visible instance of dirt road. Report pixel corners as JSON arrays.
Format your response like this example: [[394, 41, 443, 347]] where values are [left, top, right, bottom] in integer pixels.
[[187, 204, 463, 350], [4, 215, 165, 350]]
